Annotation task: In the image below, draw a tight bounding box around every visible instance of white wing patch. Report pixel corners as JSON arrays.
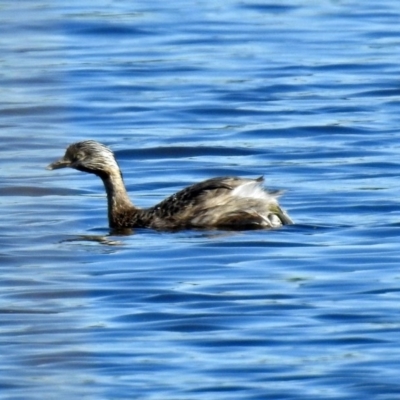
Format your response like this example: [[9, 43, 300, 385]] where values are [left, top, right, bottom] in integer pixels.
[[231, 181, 277, 202]]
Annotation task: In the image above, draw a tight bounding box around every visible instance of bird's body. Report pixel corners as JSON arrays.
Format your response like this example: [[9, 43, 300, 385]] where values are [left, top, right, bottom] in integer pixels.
[[47, 141, 293, 231]]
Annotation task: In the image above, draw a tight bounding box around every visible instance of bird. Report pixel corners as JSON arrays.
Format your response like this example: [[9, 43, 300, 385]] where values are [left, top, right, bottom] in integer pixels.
[[47, 140, 293, 231]]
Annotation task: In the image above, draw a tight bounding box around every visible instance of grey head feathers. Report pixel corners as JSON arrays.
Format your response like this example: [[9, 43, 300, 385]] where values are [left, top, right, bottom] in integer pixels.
[[47, 140, 120, 176]]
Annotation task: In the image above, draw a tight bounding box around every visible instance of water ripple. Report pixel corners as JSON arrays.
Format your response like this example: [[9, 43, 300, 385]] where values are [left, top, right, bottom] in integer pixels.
[[1, 0, 400, 399]]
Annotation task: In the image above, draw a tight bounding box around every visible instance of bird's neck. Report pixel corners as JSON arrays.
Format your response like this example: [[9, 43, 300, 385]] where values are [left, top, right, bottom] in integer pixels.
[[99, 169, 136, 228]]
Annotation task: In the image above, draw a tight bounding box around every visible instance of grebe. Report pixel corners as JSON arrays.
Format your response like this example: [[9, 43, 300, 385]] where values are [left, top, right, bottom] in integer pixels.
[[47, 141, 293, 230]]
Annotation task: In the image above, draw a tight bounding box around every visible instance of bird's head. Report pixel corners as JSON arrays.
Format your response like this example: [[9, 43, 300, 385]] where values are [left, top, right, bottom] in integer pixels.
[[47, 140, 119, 177]]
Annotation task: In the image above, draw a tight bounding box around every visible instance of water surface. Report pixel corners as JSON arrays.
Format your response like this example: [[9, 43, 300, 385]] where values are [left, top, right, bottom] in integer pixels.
[[1, 0, 400, 399]]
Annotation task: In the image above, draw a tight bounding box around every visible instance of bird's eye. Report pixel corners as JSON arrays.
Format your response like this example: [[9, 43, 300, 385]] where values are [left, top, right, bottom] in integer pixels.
[[72, 152, 85, 162]]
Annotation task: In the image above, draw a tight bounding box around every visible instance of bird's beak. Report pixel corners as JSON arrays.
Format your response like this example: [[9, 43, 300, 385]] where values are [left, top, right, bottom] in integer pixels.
[[46, 157, 71, 170]]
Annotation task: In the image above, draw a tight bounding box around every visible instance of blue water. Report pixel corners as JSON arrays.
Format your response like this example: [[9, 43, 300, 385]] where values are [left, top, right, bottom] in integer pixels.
[[1, 0, 400, 399]]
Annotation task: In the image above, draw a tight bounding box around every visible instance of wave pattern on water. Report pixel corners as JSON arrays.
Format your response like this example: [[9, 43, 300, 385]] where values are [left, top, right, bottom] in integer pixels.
[[1, 0, 400, 399]]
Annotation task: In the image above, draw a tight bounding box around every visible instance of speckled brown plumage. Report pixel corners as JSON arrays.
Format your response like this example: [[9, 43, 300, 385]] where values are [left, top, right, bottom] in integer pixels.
[[47, 140, 293, 231]]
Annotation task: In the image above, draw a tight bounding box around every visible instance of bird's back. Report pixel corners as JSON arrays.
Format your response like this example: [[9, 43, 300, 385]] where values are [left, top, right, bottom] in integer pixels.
[[145, 176, 292, 230]]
